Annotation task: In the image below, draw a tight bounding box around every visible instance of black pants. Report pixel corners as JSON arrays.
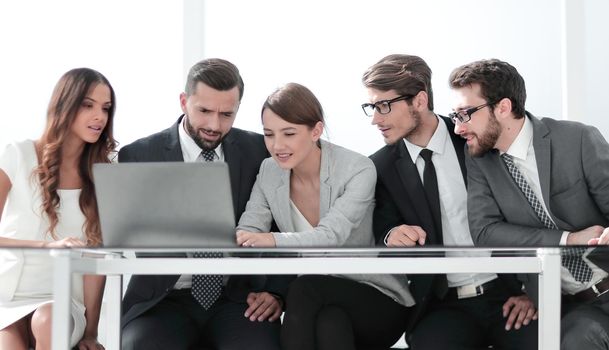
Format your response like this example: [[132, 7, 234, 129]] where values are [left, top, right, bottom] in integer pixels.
[[281, 275, 409, 350], [409, 281, 537, 350], [561, 293, 609, 350], [121, 289, 281, 350]]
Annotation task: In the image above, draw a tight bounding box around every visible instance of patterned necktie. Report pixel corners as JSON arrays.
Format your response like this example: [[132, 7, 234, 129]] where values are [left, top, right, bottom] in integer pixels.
[[191, 148, 223, 309], [501, 153, 592, 283], [198, 149, 216, 162], [191, 252, 223, 309]]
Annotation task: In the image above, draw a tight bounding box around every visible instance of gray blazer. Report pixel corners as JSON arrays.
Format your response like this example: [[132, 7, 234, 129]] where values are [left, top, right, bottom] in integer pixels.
[[466, 113, 609, 299], [238, 140, 414, 307], [467, 112, 609, 246]]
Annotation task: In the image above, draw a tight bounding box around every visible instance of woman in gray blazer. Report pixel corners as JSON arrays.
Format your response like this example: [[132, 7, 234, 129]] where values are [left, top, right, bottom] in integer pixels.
[[236, 83, 413, 350]]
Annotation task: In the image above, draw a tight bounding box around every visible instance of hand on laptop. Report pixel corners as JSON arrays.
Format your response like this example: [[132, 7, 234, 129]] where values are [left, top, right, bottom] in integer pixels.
[[43, 236, 86, 248], [244, 292, 282, 322], [236, 230, 277, 247]]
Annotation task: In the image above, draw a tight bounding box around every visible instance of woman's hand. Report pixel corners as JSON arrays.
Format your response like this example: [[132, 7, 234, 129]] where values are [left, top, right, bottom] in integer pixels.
[[43, 236, 86, 248], [77, 335, 105, 350], [236, 230, 277, 247]]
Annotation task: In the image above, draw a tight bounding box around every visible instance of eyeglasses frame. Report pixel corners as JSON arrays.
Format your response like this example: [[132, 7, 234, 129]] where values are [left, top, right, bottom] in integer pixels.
[[361, 94, 415, 117], [448, 101, 499, 124]]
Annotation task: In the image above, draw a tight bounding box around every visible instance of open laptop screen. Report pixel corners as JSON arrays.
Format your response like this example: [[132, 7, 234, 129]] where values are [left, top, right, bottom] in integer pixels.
[[93, 162, 236, 248]]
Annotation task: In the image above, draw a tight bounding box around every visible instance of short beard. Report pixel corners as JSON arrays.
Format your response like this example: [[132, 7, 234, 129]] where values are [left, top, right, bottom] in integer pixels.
[[399, 107, 422, 143], [184, 114, 223, 150], [468, 110, 501, 157]]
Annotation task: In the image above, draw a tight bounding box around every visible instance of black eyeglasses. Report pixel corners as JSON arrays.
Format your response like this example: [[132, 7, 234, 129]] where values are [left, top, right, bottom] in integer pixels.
[[361, 94, 415, 117], [448, 101, 497, 124]]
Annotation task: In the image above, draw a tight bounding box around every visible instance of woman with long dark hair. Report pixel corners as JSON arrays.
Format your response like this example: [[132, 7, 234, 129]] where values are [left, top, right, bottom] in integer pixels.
[[0, 68, 117, 349]]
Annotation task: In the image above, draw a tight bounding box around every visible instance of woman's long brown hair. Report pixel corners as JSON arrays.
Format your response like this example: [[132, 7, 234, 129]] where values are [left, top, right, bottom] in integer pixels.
[[35, 68, 117, 246]]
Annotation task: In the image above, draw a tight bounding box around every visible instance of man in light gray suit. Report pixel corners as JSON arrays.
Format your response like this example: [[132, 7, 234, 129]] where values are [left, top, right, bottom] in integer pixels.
[[449, 58, 609, 349]]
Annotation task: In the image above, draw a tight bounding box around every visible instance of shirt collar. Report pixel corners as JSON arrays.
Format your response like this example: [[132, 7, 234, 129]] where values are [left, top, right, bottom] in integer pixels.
[[178, 116, 223, 162], [403, 115, 448, 160], [504, 115, 532, 161]]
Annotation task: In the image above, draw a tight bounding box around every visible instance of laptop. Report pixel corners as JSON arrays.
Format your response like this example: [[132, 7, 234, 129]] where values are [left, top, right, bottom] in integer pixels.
[[93, 162, 237, 248]]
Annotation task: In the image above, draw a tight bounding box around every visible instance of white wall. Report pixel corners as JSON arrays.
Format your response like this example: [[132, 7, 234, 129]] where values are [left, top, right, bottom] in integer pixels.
[[583, 0, 609, 138], [199, 0, 565, 155], [0, 0, 183, 148], [198, 0, 609, 155], [0, 0, 607, 155]]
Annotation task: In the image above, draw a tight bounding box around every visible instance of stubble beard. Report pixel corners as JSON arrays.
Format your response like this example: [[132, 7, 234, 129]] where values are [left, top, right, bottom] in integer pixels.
[[399, 109, 422, 143], [184, 115, 223, 151]]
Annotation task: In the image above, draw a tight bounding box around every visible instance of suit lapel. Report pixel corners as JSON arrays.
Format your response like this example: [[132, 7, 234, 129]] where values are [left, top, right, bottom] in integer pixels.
[[390, 141, 446, 303], [487, 148, 543, 224], [164, 116, 186, 259], [530, 114, 567, 227], [394, 142, 441, 244], [164, 117, 185, 161], [222, 131, 242, 216], [530, 114, 551, 207], [319, 141, 332, 220], [275, 141, 330, 232], [275, 170, 294, 231], [442, 116, 467, 186]]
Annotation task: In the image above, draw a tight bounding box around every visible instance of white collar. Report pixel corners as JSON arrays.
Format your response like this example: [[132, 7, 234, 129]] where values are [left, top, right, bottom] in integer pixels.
[[178, 116, 222, 162], [504, 116, 532, 161], [403, 115, 448, 160]]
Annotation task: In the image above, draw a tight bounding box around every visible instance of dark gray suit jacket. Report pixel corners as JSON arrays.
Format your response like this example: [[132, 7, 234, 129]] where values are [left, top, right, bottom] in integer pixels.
[[466, 112, 609, 296], [118, 115, 292, 327]]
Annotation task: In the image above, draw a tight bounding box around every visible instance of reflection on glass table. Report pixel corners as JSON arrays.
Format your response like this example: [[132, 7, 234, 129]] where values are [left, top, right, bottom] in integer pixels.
[[15, 246, 561, 350]]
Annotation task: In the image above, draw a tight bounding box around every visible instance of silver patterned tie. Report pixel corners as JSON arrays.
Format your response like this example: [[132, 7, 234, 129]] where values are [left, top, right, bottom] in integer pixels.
[[191, 252, 223, 309], [501, 153, 592, 283], [198, 149, 216, 162], [191, 148, 223, 309]]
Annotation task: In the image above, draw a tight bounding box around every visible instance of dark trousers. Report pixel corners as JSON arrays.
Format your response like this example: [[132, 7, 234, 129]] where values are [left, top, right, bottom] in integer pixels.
[[281, 275, 409, 350], [409, 281, 537, 350], [121, 289, 281, 350], [561, 293, 609, 350]]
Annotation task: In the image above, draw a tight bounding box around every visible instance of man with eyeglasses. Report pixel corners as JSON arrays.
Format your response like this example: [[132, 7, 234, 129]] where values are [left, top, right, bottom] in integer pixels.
[[362, 54, 537, 349], [450, 58, 609, 349]]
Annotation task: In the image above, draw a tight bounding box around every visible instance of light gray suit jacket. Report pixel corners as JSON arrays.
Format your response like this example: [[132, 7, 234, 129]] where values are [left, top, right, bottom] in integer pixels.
[[238, 140, 414, 307], [467, 112, 609, 246]]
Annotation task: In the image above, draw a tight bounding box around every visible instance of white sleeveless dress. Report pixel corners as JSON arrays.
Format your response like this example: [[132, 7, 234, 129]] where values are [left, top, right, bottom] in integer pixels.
[[0, 140, 86, 347]]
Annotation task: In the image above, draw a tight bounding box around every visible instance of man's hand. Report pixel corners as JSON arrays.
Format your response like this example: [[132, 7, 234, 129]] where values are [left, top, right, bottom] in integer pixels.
[[588, 227, 609, 245], [236, 230, 277, 247], [502, 295, 537, 331], [386, 225, 426, 247], [244, 292, 282, 322], [77, 336, 104, 350], [567, 225, 604, 245]]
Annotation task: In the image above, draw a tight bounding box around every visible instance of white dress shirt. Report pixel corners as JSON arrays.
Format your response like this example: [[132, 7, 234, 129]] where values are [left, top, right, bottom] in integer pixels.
[[503, 116, 607, 294], [174, 117, 225, 289], [178, 116, 224, 162], [403, 116, 497, 288]]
